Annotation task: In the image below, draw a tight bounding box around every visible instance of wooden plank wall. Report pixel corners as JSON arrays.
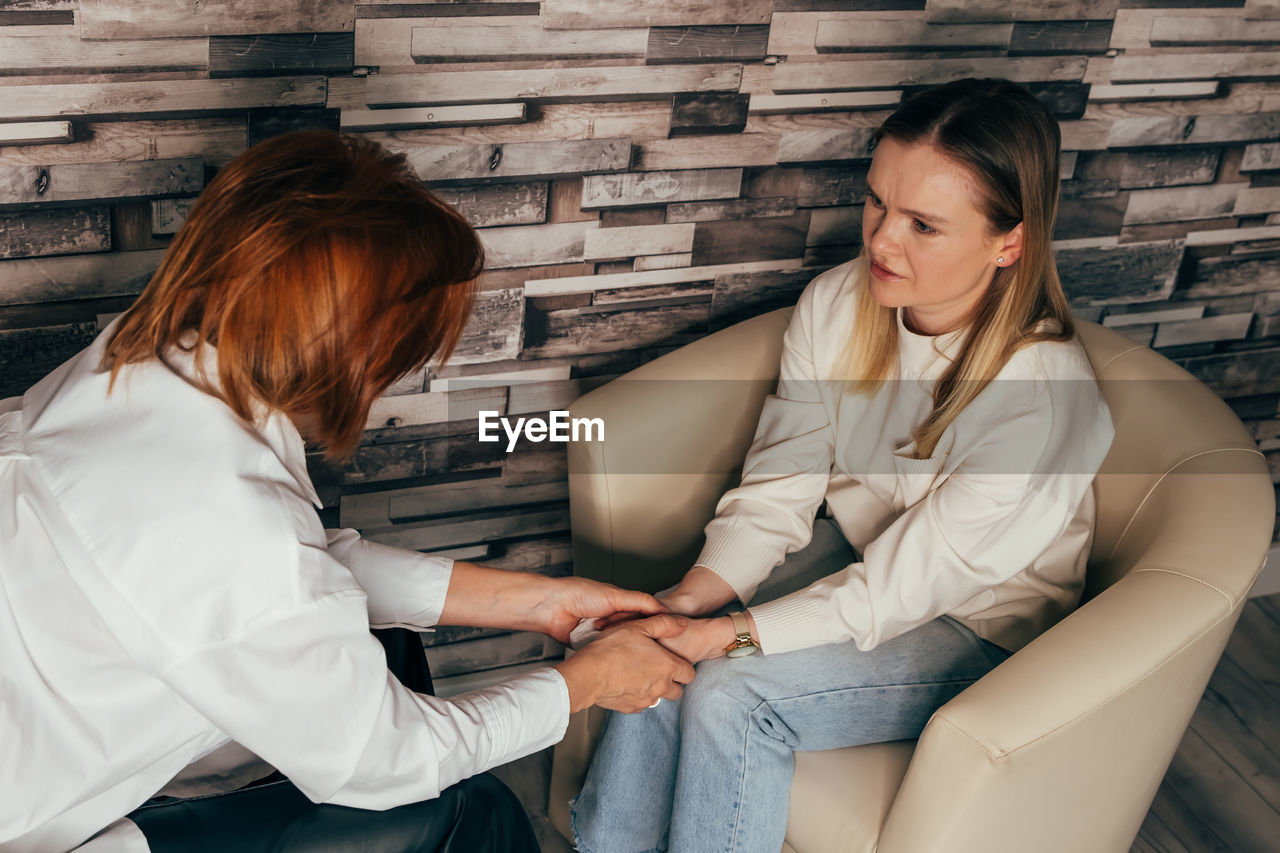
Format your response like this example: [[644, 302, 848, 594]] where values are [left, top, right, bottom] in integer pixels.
[[2, 0, 1280, 688]]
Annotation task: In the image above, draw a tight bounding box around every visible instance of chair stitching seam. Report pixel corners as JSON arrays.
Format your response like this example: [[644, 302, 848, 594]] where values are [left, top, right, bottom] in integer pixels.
[[1131, 567, 1233, 606], [1095, 343, 1146, 375], [1104, 446, 1265, 567]]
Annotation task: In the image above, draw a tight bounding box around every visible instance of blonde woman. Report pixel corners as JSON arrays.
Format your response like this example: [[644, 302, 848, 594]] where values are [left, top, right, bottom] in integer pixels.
[[571, 78, 1116, 853]]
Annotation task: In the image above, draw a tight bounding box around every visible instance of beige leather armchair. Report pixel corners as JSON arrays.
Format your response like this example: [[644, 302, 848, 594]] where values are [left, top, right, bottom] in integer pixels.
[[548, 307, 1275, 852]]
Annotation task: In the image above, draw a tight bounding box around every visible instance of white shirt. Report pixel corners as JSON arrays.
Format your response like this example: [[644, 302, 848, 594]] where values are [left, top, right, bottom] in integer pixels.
[[0, 323, 570, 853], [695, 259, 1116, 656]]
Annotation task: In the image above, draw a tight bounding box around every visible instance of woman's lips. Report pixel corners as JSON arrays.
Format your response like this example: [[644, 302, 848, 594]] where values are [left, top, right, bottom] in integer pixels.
[[869, 259, 904, 280]]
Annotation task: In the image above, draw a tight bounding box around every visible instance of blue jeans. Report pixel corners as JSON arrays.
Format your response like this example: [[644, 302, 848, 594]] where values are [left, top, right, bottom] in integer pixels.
[[569, 519, 1014, 853]]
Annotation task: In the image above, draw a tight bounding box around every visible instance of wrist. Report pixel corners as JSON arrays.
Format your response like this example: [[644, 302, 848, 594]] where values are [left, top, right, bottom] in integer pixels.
[[553, 652, 599, 714]]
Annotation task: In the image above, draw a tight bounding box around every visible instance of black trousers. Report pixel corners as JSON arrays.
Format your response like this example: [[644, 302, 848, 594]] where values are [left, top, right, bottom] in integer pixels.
[[128, 629, 540, 853]]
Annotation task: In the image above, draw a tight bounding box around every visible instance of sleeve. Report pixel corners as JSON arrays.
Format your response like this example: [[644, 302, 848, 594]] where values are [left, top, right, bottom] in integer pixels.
[[325, 528, 453, 630], [747, 379, 1109, 655], [692, 279, 837, 605], [155, 572, 571, 810]]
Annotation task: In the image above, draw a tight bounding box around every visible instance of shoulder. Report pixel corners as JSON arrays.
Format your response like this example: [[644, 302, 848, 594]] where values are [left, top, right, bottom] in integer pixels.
[[971, 326, 1115, 470], [23, 340, 350, 644], [789, 257, 861, 360]]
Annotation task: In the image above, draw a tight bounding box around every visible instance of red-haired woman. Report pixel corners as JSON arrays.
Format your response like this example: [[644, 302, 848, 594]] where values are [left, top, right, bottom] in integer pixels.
[[0, 131, 693, 853]]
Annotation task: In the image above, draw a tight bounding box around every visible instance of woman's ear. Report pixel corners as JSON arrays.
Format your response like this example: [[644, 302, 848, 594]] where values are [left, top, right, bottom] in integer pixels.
[[996, 222, 1024, 267]]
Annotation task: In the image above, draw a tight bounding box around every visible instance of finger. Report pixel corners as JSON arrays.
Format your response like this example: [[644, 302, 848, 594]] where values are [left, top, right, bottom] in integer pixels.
[[609, 589, 668, 616], [663, 683, 684, 702], [635, 614, 689, 639], [664, 652, 696, 684], [593, 610, 648, 631]]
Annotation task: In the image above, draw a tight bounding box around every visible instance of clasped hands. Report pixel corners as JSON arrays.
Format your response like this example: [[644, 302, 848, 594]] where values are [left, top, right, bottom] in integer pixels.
[[548, 566, 756, 715]]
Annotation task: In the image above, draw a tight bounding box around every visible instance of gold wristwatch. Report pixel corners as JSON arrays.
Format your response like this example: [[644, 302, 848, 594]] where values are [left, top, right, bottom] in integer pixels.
[[723, 611, 760, 658]]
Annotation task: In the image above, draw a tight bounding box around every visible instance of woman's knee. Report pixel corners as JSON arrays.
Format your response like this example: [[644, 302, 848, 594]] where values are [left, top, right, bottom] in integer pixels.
[[682, 656, 759, 721]]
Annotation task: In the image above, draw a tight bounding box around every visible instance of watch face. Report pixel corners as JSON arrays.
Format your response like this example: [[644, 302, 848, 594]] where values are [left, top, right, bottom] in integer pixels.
[[726, 643, 759, 658]]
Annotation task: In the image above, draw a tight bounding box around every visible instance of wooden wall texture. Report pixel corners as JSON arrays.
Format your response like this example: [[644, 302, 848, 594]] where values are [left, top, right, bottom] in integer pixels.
[[2, 0, 1280, 689]]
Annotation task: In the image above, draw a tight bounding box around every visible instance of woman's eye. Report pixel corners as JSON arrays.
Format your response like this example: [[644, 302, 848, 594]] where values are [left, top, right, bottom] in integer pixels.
[[866, 193, 884, 208], [913, 219, 934, 234]]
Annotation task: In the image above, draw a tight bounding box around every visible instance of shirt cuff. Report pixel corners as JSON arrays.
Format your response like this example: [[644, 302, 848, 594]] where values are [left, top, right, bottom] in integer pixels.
[[455, 667, 571, 772]]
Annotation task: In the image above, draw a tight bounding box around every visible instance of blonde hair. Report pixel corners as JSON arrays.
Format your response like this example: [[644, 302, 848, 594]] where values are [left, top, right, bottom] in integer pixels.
[[837, 78, 1075, 459]]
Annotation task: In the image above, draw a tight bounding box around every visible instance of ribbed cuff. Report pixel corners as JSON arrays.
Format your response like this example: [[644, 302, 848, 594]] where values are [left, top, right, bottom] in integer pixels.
[[748, 592, 845, 657], [694, 523, 784, 604]]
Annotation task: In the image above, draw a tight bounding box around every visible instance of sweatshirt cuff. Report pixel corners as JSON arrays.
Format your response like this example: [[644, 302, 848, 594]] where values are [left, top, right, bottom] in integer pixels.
[[694, 523, 783, 605], [748, 589, 850, 657]]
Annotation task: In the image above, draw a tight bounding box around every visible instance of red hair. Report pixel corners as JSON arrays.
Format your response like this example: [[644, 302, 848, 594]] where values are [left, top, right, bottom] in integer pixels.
[[103, 130, 482, 457]]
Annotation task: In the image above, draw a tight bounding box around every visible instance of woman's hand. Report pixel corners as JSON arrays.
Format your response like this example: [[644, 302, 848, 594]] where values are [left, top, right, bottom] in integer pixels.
[[655, 612, 761, 664], [532, 577, 668, 645], [554, 615, 697, 713], [658, 565, 740, 617], [588, 565, 742, 632]]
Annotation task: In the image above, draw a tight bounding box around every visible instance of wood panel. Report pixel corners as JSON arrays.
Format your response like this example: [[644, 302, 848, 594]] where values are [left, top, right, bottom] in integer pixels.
[[1243, 143, 1280, 173], [0, 158, 203, 209], [777, 128, 877, 165], [813, 19, 1011, 52], [363, 64, 743, 106], [0, 77, 328, 122], [540, 0, 772, 29], [0, 249, 164, 306], [1150, 15, 1280, 47], [78, 0, 355, 39], [1054, 236, 1183, 305], [524, 258, 802, 297], [1110, 52, 1280, 84], [1109, 111, 1280, 150], [582, 222, 695, 261], [0, 321, 99, 399], [771, 56, 1087, 93], [0, 122, 73, 146], [1124, 183, 1248, 226], [1088, 81, 1223, 104], [923, 0, 1119, 22], [580, 168, 743, 209], [748, 91, 901, 115], [391, 137, 631, 184], [434, 182, 549, 228], [1008, 20, 1112, 55], [633, 135, 776, 171], [0, 119, 245, 169], [477, 220, 599, 269], [411, 24, 647, 62], [646, 25, 770, 64], [208, 32, 355, 77], [450, 287, 525, 364], [690, 211, 809, 265], [0, 26, 208, 75], [341, 103, 527, 132], [669, 93, 750, 137], [0, 207, 111, 259]]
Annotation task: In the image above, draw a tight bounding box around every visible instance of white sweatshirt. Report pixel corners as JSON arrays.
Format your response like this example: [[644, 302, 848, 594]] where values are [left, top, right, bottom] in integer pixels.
[[694, 258, 1116, 656]]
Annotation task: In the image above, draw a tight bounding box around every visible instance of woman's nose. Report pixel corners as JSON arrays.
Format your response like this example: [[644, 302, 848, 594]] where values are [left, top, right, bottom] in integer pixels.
[[867, 215, 900, 258]]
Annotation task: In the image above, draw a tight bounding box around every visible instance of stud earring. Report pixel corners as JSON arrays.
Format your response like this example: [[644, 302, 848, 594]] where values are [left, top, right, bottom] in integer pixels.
[[996, 256, 1005, 265]]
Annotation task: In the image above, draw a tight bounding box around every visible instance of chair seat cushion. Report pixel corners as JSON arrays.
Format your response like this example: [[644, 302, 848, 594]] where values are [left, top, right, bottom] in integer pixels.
[[785, 741, 915, 853]]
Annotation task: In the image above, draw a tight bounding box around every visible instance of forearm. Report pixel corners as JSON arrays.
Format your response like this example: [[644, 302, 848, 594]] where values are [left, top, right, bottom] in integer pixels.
[[437, 560, 555, 633]]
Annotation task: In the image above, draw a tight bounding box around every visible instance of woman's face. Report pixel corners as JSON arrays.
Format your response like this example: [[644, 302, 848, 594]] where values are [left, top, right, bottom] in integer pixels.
[[861, 136, 1022, 335]]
